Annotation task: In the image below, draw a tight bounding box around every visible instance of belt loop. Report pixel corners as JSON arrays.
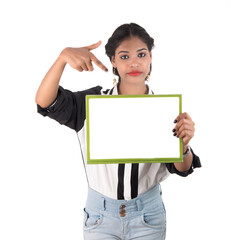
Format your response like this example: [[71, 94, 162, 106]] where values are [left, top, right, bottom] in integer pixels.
[[101, 197, 106, 210], [159, 183, 162, 196], [136, 199, 143, 211]]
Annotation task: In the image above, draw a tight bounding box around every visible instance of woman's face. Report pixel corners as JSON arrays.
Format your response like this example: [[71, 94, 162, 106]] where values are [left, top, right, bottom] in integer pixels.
[[111, 36, 152, 85]]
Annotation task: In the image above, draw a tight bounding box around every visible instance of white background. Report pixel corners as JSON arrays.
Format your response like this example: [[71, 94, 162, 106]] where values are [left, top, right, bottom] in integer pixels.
[[0, 0, 241, 239]]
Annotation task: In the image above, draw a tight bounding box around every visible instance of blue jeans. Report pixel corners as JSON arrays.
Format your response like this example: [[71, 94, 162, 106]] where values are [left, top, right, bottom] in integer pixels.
[[83, 183, 166, 240]]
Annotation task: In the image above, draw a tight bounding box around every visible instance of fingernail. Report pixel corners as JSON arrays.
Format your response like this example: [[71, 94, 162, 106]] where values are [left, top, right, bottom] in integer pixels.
[[174, 120, 177, 123], [105, 68, 108, 72], [172, 129, 176, 132], [173, 133, 177, 136], [177, 135, 179, 138]]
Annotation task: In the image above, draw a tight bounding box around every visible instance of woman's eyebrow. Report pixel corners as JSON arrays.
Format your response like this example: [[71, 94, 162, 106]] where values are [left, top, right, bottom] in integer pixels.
[[118, 50, 129, 54], [118, 48, 148, 54], [137, 48, 148, 52]]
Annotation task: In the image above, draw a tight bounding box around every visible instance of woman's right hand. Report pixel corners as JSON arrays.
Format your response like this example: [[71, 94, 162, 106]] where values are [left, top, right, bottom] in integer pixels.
[[59, 41, 108, 72]]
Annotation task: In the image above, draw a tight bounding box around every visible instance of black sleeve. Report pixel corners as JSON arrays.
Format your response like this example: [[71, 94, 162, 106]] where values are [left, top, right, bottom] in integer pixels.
[[165, 148, 201, 177], [37, 85, 103, 132]]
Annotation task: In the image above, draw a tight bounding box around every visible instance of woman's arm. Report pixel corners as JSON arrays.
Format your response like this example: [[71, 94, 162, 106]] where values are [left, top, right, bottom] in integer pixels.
[[174, 145, 193, 172], [35, 54, 66, 108], [35, 41, 108, 108]]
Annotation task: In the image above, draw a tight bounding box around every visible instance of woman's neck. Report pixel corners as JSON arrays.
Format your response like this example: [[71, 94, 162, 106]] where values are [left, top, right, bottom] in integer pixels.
[[117, 82, 148, 95]]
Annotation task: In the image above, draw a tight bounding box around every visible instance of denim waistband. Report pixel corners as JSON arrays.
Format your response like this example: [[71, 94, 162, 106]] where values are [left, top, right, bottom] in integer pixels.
[[85, 183, 162, 214]]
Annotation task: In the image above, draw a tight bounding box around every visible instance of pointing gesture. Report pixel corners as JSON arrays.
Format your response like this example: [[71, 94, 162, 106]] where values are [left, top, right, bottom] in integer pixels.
[[85, 41, 102, 51], [36, 41, 108, 108], [60, 41, 108, 72]]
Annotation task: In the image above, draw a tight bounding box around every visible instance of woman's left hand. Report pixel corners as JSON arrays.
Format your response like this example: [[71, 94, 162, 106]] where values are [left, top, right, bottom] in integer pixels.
[[173, 112, 195, 153]]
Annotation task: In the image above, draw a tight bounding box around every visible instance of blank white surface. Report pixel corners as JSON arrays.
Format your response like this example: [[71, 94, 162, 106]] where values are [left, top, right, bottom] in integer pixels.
[[88, 96, 180, 160]]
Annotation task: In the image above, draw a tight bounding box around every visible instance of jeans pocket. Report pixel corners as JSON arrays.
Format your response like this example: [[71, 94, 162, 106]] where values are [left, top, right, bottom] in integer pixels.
[[83, 207, 103, 231], [141, 206, 166, 229]]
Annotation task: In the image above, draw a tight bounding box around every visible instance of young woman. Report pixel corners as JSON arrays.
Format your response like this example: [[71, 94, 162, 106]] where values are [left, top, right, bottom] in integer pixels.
[[36, 23, 201, 240]]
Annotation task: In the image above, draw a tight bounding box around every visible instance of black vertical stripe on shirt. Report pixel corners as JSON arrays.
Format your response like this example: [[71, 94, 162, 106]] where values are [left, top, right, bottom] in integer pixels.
[[131, 163, 139, 199], [117, 164, 125, 200]]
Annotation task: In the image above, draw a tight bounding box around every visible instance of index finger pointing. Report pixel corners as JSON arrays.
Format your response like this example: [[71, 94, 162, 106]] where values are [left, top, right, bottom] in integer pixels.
[[90, 54, 108, 72], [85, 41, 102, 51]]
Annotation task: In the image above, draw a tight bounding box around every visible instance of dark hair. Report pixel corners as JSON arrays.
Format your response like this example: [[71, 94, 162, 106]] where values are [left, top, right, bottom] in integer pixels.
[[105, 23, 154, 79]]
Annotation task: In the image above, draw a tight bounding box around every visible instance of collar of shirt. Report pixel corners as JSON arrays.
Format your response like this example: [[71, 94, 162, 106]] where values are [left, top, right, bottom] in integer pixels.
[[112, 85, 153, 95]]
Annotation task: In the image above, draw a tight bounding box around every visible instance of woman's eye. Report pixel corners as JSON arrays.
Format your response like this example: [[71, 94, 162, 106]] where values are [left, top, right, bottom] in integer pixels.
[[121, 55, 129, 60], [138, 53, 146, 58]]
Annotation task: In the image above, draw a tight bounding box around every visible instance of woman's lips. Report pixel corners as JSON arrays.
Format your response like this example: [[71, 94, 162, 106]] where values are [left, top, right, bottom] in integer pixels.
[[127, 71, 142, 76]]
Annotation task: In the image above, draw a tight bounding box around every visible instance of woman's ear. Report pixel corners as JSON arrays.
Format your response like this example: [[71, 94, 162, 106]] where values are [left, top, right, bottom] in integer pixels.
[[111, 56, 117, 68], [150, 51, 152, 60]]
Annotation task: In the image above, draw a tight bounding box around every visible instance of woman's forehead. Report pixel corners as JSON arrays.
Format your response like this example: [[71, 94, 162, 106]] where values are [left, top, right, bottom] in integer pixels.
[[115, 36, 148, 53]]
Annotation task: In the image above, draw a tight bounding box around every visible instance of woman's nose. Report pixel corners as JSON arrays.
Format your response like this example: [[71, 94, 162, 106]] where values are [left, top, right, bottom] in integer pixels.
[[130, 58, 139, 68]]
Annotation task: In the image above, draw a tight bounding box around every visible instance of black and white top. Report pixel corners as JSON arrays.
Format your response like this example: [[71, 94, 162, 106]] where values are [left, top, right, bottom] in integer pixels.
[[37, 85, 201, 200]]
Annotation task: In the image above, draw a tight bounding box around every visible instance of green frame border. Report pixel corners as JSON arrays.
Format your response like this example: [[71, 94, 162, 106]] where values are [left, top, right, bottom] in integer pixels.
[[86, 94, 183, 164]]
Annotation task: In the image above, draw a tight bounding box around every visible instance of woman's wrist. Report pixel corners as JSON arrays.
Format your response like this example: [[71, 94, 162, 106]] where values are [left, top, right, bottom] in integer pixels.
[[183, 145, 192, 158], [58, 48, 69, 65], [183, 145, 188, 154]]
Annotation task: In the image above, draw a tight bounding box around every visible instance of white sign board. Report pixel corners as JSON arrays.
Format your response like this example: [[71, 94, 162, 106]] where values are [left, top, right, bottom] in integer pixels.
[[86, 94, 182, 164]]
